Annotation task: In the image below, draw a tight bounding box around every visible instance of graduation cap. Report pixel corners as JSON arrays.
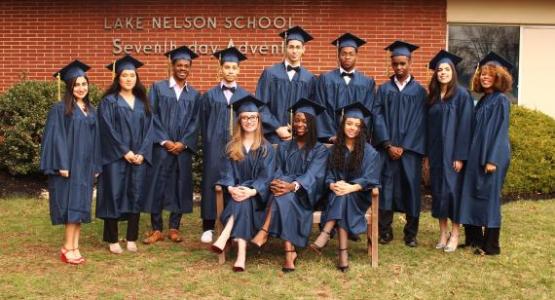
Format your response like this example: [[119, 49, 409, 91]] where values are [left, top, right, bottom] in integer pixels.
[[106, 54, 144, 76], [331, 33, 366, 49], [428, 50, 463, 70], [213, 46, 247, 64], [231, 94, 265, 115], [53, 60, 90, 83], [336, 102, 371, 120], [385, 40, 419, 57], [53, 60, 91, 100], [165, 46, 198, 62], [279, 26, 314, 44], [479, 51, 513, 71], [289, 98, 325, 117]]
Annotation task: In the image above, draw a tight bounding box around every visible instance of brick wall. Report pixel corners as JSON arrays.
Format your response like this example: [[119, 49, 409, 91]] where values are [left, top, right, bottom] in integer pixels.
[[0, 0, 446, 93]]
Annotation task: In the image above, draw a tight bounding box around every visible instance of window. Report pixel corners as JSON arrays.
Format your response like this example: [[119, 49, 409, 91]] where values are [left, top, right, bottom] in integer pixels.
[[448, 25, 520, 101]]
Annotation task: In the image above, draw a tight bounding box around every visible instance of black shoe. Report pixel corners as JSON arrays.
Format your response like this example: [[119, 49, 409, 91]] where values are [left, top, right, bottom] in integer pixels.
[[378, 233, 393, 245], [348, 233, 360, 242], [404, 238, 418, 247], [475, 247, 500, 256]]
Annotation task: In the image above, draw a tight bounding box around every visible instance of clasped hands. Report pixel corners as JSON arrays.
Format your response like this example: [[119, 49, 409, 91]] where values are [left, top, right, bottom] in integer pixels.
[[330, 180, 360, 196], [270, 179, 296, 197], [228, 186, 257, 202], [163, 141, 187, 155], [124, 151, 145, 165]]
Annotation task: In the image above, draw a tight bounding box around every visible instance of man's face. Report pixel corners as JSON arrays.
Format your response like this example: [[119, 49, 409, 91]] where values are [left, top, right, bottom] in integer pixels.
[[286, 40, 305, 64], [172, 59, 191, 81], [391, 55, 411, 79], [339, 47, 357, 71]]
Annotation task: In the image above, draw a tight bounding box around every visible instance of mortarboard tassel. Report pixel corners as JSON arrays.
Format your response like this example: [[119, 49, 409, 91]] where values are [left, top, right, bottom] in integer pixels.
[[168, 55, 172, 78], [336, 41, 340, 69], [229, 105, 234, 137], [385, 50, 390, 77], [56, 73, 61, 101], [217, 53, 222, 82], [112, 59, 116, 80], [470, 63, 480, 92]]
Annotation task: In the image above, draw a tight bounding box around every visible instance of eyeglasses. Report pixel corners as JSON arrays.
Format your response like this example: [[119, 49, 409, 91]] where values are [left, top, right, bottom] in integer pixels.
[[240, 115, 259, 122]]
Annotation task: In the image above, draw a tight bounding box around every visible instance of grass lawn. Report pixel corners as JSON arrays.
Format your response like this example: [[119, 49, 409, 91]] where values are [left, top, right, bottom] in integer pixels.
[[0, 197, 553, 299]]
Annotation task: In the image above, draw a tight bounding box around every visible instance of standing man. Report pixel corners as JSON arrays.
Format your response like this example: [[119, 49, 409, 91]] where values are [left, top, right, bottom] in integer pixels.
[[256, 26, 317, 144], [198, 46, 250, 243], [142, 45, 201, 244], [373, 41, 427, 247], [316, 33, 377, 143]]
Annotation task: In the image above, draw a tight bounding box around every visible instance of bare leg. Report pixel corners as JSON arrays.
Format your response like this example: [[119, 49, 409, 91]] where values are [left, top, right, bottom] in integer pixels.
[[251, 201, 272, 247], [312, 220, 335, 248], [233, 238, 247, 271], [436, 218, 448, 248], [72, 223, 82, 259], [212, 216, 234, 252], [445, 222, 460, 252], [64, 224, 76, 260], [337, 227, 349, 271], [283, 241, 297, 272]]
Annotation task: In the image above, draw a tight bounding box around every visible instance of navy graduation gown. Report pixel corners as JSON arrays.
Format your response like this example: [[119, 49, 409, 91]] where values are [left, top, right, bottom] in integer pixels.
[[255, 62, 316, 143], [374, 77, 427, 217], [96, 94, 154, 220], [40, 102, 101, 225], [321, 143, 380, 235], [459, 92, 511, 228], [199, 84, 250, 220], [141, 80, 201, 214], [427, 86, 473, 220], [315, 69, 376, 141], [217, 141, 276, 240], [268, 141, 329, 247]]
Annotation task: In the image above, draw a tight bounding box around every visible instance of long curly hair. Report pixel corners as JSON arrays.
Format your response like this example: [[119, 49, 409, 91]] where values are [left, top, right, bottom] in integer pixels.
[[471, 64, 513, 93], [101, 71, 150, 113], [330, 117, 367, 173]]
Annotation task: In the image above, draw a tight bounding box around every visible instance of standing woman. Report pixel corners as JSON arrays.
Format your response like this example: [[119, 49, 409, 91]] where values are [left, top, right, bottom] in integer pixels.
[[251, 98, 329, 273], [310, 102, 380, 272], [40, 60, 101, 265], [459, 52, 513, 256], [96, 54, 154, 254], [210, 95, 276, 272], [426, 50, 473, 252]]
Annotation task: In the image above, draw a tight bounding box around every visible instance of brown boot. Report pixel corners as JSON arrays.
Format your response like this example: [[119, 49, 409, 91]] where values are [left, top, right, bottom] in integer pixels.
[[142, 230, 164, 245], [168, 229, 183, 243]]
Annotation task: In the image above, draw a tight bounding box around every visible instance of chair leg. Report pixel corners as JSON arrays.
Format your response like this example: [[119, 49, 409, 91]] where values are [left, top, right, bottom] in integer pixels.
[[371, 188, 379, 268], [215, 185, 226, 264]]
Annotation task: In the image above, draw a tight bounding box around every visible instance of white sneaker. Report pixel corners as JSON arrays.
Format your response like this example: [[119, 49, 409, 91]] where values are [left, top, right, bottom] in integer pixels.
[[127, 241, 138, 252], [109, 243, 123, 254], [200, 230, 214, 243]]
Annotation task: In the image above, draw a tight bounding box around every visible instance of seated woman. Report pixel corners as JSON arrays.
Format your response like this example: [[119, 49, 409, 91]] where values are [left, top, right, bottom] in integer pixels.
[[310, 102, 380, 272], [210, 95, 276, 272], [251, 98, 329, 273]]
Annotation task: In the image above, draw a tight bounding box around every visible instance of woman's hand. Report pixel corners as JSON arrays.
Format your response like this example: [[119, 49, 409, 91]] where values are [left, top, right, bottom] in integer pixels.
[[484, 163, 497, 174], [453, 160, 464, 173], [229, 186, 256, 202], [331, 181, 361, 196], [59, 170, 69, 178], [124, 151, 136, 163], [133, 154, 144, 165]]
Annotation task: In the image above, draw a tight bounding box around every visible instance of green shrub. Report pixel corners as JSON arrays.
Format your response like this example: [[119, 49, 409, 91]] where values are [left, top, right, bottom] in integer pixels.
[[505, 105, 555, 195], [0, 80, 103, 176]]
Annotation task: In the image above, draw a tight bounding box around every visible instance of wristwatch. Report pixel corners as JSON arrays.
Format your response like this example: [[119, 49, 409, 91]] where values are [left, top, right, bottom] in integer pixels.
[[293, 181, 300, 192]]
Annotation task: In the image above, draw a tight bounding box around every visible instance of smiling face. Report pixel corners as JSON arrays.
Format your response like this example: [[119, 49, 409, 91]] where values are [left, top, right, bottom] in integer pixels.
[[293, 112, 308, 137], [343, 117, 362, 139], [436, 62, 453, 85], [285, 40, 305, 65], [239, 112, 259, 133], [172, 59, 191, 81], [72, 76, 89, 101], [480, 68, 495, 90], [391, 55, 411, 79], [221, 62, 239, 83], [118, 69, 137, 92], [339, 47, 357, 71]]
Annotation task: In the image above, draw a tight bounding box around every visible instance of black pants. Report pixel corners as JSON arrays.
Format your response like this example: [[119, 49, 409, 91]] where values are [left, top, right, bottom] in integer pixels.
[[379, 209, 420, 241], [464, 225, 501, 254], [202, 219, 215, 232], [103, 213, 140, 243], [151, 212, 182, 231]]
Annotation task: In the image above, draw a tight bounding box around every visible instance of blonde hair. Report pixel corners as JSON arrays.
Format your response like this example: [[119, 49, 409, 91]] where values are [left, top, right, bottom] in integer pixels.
[[225, 112, 267, 161], [471, 64, 513, 93]]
